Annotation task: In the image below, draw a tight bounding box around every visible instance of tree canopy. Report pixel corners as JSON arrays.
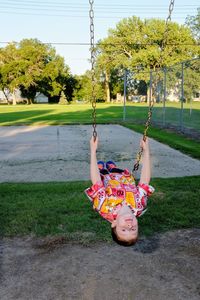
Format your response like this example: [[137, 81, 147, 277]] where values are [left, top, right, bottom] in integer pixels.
[[94, 16, 199, 101], [185, 7, 200, 42], [0, 39, 75, 104]]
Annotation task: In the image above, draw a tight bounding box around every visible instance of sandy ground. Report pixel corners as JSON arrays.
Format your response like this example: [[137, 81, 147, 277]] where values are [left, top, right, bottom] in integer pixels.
[[0, 125, 200, 300], [0, 124, 200, 182]]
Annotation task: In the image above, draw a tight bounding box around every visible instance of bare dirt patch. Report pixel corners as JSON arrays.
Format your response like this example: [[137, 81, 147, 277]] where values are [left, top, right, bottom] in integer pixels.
[[0, 229, 200, 300]]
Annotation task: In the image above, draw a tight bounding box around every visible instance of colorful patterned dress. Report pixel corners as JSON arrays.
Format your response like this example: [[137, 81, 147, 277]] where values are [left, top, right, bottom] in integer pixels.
[[85, 169, 154, 222]]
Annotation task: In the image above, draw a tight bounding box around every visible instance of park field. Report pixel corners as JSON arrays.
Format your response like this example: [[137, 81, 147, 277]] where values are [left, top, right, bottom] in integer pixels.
[[0, 102, 200, 129]]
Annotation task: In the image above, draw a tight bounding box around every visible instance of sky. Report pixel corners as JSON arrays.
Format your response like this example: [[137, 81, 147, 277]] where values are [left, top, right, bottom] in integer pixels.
[[0, 0, 199, 75]]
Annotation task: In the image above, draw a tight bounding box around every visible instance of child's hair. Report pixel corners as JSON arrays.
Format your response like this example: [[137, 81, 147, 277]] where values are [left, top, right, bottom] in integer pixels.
[[111, 227, 138, 247]]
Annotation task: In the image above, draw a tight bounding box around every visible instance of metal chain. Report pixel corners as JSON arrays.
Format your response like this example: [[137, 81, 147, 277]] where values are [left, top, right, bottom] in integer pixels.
[[89, 0, 97, 140], [133, 0, 175, 173]]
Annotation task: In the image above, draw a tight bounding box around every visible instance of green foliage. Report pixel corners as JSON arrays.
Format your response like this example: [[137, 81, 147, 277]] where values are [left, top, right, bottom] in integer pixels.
[[73, 72, 104, 102], [185, 7, 200, 42], [97, 17, 196, 72], [150, 59, 200, 103], [183, 59, 200, 101], [94, 16, 198, 101], [0, 39, 76, 104]]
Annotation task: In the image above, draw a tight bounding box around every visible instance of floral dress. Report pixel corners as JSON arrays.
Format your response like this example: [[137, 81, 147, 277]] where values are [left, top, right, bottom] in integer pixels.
[[85, 169, 154, 222]]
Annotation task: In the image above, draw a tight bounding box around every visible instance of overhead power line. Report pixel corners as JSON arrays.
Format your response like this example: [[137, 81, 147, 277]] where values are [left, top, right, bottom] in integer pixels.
[[2, 0, 199, 6], [3, 0, 200, 7], [0, 11, 193, 20], [0, 2, 198, 9], [0, 41, 199, 46], [0, 3, 198, 13]]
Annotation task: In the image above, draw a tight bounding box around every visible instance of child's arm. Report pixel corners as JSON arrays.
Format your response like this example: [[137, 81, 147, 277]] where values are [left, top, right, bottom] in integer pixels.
[[90, 136, 101, 185], [139, 138, 151, 185]]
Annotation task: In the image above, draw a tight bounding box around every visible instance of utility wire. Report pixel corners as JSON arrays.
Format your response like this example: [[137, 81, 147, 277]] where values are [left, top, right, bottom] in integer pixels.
[[2, 0, 199, 7], [0, 3, 197, 13], [0, 41, 199, 46], [0, 11, 193, 20], [0, 2, 198, 10]]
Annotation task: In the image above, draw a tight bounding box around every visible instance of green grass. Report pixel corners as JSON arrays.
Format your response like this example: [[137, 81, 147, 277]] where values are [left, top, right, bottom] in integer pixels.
[[0, 102, 200, 130], [0, 103, 146, 125], [0, 177, 199, 243]]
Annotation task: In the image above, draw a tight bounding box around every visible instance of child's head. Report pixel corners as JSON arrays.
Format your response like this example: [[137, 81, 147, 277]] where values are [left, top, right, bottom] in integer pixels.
[[111, 212, 138, 246]]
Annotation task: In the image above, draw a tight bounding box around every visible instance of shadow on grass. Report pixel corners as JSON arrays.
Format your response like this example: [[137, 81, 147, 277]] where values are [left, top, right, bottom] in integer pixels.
[[0, 105, 177, 124], [1, 104, 199, 133]]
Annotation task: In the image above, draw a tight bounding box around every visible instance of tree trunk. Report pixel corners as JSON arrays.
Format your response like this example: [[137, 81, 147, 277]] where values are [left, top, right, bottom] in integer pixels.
[[27, 98, 33, 105], [12, 90, 17, 105], [105, 71, 110, 103], [147, 86, 150, 104], [3, 90, 9, 104]]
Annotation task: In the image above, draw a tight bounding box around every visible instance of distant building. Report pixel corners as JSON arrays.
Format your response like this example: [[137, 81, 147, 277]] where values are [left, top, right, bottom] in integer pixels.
[[0, 89, 48, 103], [35, 93, 48, 103]]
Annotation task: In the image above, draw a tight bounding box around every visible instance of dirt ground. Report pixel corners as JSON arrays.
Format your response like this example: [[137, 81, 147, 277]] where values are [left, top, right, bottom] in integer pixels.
[[0, 125, 200, 300], [0, 229, 200, 300]]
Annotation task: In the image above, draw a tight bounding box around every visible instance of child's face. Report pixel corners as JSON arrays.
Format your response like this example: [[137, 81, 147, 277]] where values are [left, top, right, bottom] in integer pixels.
[[112, 213, 138, 241]]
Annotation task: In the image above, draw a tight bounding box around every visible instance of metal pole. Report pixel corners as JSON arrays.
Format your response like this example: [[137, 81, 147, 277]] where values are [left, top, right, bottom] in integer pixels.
[[123, 69, 127, 121], [149, 70, 153, 107], [180, 62, 184, 132], [163, 68, 167, 127]]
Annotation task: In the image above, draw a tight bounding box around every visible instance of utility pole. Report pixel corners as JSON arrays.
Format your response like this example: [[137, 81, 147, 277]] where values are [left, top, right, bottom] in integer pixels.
[[163, 68, 167, 127], [180, 62, 184, 132], [123, 69, 127, 121]]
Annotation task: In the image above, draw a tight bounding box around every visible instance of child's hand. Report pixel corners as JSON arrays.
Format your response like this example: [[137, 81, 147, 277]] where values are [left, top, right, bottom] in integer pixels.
[[90, 136, 98, 153], [140, 137, 149, 152]]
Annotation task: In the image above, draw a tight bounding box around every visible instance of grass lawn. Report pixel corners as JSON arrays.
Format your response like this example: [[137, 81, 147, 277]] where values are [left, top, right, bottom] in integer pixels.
[[0, 177, 200, 244], [0, 102, 200, 130]]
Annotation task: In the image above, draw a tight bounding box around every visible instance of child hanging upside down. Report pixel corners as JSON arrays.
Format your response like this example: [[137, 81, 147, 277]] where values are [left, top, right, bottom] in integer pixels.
[[85, 136, 154, 246]]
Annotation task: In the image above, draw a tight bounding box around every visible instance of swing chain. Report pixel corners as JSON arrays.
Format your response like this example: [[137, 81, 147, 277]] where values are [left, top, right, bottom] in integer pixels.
[[133, 103, 153, 172], [160, 0, 175, 62], [89, 0, 97, 140], [132, 0, 175, 173]]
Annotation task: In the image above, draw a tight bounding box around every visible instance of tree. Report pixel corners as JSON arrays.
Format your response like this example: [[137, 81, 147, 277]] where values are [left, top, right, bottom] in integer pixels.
[[18, 39, 70, 104], [183, 59, 200, 102], [0, 38, 74, 105], [0, 43, 20, 104], [59, 91, 68, 104], [73, 71, 104, 102], [96, 17, 198, 101], [185, 7, 200, 42]]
